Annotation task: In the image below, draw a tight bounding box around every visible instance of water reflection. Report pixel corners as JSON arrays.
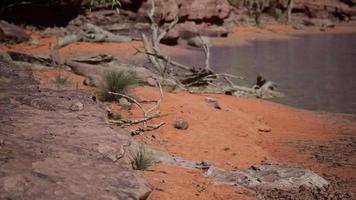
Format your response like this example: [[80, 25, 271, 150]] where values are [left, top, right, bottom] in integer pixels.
[[175, 33, 356, 114]]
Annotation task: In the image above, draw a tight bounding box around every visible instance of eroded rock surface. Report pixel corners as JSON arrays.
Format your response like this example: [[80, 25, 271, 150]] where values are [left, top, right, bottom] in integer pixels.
[[0, 62, 152, 200]]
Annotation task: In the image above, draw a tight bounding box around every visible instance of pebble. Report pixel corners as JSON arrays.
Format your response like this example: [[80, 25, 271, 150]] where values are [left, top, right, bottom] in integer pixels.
[[70, 102, 84, 111], [173, 119, 189, 130]]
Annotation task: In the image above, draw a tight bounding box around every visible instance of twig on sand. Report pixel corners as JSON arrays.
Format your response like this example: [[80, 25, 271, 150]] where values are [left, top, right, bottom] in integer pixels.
[[108, 80, 165, 135]]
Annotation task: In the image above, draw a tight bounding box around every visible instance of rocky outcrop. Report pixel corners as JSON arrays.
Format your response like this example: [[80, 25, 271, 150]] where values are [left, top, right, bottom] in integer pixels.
[[0, 62, 152, 200], [292, 0, 356, 19], [230, 0, 356, 20], [0, 20, 31, 43], [122, 0, 231, 22], [121, 0, 231, 43]]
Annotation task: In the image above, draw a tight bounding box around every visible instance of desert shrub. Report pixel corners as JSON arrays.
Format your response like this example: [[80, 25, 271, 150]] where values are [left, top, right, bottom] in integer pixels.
[[98, 69, 138, 101], [131, 146, 154, 171], [53, 75, 69, 85]]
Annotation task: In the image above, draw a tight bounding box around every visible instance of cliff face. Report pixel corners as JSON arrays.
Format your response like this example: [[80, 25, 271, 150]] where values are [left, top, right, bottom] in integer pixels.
[[229, 0, 356, 20], [121, 0, 231, 22], [292, 0, 356, 19]]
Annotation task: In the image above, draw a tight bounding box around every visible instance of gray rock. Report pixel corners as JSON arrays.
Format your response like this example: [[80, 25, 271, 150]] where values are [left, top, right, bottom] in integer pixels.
[[204, 164, 329, 191], [188, 36, 211, 48], [205, 97, 221, 109], [119, 98, 132, 110], [83, 77, 95, 86], [173, 119, 189, 130]]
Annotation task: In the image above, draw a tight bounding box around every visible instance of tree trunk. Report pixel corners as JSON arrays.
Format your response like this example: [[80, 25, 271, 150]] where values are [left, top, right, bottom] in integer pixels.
[[287, 0, 294, 23]]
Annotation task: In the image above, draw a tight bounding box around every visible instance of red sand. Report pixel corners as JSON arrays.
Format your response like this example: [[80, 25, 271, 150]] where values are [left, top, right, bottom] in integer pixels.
[[6, 23, 356, 199]]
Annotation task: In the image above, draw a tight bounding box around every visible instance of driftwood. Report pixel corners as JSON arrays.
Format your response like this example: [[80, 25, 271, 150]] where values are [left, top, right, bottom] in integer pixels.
[[53, 23, 132, 49], [137, 1, 216, 86], [71, 54, 115, 64], [136, 0, 284, 99], [7, 51, 54, 66]]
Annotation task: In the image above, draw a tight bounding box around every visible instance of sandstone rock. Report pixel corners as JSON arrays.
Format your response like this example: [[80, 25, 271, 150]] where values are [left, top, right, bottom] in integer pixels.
[[173, 119, 189, 130], [179, 0, 231, 21], [0, 62, 152, 199], [97, 143, 125, 162], [201, 25, 229, 37], [290, 0, 356, 20], [0, 20, 31, 43], [123, 0, 231, 22], [70, 102, 84, 111], [174, 22, 229, 40], [303, 18, 336, 28]]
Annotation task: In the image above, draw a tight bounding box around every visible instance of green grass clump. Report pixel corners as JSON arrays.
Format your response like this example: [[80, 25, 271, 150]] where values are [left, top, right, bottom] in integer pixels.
[[131, 147, 154, 171], [99, 70, 138, 101], [53, 75, 69, 85]]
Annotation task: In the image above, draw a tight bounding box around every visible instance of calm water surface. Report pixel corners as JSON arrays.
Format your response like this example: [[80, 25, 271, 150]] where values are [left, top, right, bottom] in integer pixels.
[[175, 33, 356, 114]]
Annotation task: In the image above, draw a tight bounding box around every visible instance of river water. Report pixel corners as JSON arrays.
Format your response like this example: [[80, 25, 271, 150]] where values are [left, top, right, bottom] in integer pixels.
[[176, 33, 356, 114]]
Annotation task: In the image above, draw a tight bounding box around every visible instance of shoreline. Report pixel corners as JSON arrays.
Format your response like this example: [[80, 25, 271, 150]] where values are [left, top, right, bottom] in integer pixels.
[[2, 22, 356, 199], [30, 68, 356, 199]]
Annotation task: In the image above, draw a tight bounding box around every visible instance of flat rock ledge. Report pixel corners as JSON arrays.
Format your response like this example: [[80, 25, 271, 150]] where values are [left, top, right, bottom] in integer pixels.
[[204, 164, 328, 190], [0, 62, 152, 200]]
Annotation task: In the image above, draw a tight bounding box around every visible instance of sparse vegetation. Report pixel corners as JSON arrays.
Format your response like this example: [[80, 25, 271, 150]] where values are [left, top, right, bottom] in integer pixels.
[[98, 70, 138, 101], [274, 8, 283, 22], [83, 0, 121, 9], [131, 146, 154, 171], [53, 74, 69, 85]]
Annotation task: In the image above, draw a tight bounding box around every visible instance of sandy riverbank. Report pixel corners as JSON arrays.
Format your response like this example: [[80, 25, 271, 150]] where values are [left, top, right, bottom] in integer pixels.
[[3, 23, 356, 199]]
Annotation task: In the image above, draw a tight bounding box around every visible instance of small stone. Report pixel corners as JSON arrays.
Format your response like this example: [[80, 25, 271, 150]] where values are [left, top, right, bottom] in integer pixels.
[[187, 36, 211, 48], [146, 78, 157, 86], [258, 125, 271, 133], [223, 147, 230, 151], [173, 119, 189, 130], [205, 97, 221, 109], [70, 102, 84, 111], [83, 77, 95, 86], [119, 98, 132, 110]]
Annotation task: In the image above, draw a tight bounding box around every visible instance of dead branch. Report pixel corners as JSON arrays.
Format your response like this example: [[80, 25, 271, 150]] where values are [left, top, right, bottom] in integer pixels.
[[130, 122, 165, 135], [53, 23, 132, 49], [7, 51, 54, 67], [109, 113, 168, 126], [108, 92, 149, 127], [199, 35, 211, 70], [108, 80, 165, 134], [134, 47, 192, 71]]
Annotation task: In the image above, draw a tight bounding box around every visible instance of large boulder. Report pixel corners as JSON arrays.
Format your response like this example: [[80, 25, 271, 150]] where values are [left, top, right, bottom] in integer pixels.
[[178, 0, 231, 21], [171, 21, 229, 39]]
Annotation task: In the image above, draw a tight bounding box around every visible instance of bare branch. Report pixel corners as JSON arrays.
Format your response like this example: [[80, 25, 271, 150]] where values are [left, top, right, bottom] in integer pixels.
[[199, 35, 211, 70], [109, 113, 168, 126], [134, 47, 192, 71], [158, 16, 179, 42]]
